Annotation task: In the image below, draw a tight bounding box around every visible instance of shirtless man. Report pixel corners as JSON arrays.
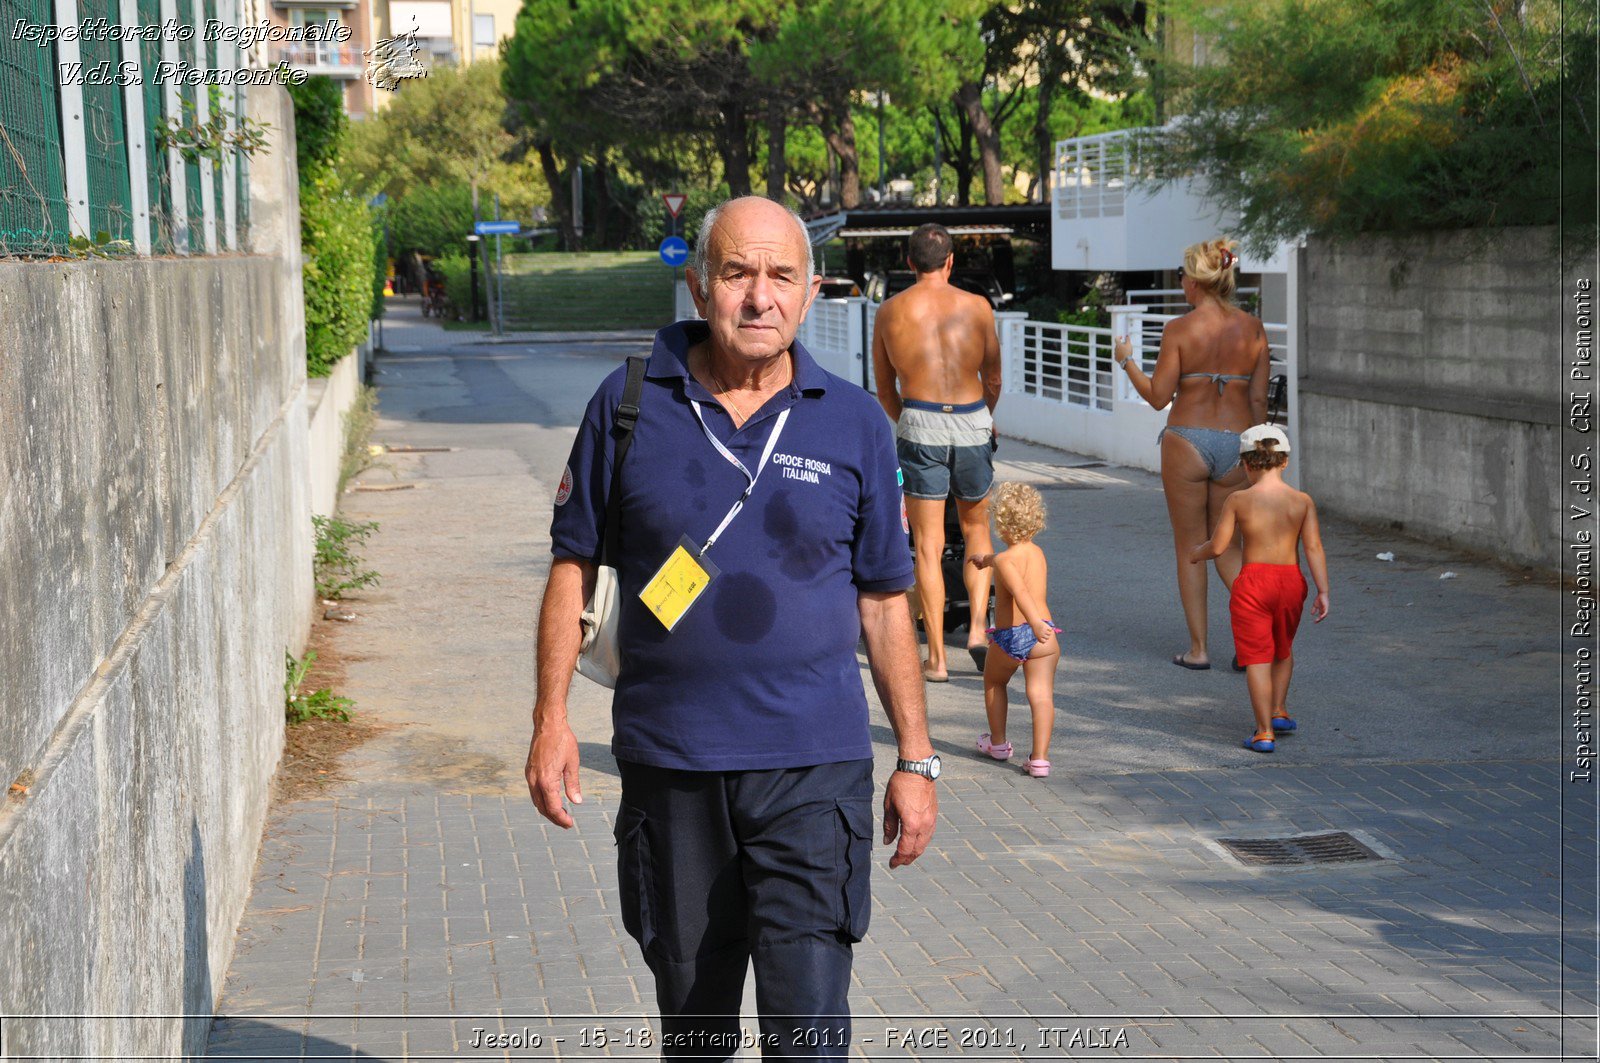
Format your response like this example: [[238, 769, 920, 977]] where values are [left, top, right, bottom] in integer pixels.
[[872, 223, 1003, 681]]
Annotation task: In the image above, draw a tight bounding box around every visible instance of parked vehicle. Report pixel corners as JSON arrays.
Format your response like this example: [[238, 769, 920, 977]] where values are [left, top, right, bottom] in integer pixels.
[[817, 276, 862, 299]]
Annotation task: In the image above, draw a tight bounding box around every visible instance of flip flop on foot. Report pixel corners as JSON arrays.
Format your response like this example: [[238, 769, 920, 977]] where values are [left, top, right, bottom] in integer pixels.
[[1172, 653, 1211, 671], [968, 645, 989, 671], [1231, 655, 1247, 673], [1270, 711, 1297, 733], [1022, 758, 1051, 778], [976, 733, 1012, 761], [1243, 730, 1276, 753], [923, 665, 949, 683]]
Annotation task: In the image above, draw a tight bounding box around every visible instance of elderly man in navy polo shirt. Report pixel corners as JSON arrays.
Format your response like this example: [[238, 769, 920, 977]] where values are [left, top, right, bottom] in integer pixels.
[[525, 196, 938, 1059]]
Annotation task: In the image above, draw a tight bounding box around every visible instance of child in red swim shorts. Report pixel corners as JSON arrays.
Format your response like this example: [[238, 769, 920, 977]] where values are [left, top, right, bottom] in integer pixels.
[[1191, 425, 1330, 753]]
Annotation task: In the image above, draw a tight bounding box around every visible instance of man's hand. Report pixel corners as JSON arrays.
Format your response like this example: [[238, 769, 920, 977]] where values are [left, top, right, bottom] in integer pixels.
[[525, 722, 583, 829], [1311, 592, 1330, 622], [882, 771, 937, 869], [967, 553, 994, 570]]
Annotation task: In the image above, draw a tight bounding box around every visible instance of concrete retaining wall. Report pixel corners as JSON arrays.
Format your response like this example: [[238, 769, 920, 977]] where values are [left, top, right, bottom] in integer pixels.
[[1298, 227, 1563, 569], [0, 85, 313, 1058], [307, 346, 365, 520]]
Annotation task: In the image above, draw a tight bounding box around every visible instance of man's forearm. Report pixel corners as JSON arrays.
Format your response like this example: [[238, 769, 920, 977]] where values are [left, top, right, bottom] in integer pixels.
[[858, 591, 933, 758], [535, 558, 592, 729]]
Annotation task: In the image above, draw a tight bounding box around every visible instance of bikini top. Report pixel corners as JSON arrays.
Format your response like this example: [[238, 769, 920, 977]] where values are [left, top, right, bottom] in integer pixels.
[[1180, 372, 1251, 395]]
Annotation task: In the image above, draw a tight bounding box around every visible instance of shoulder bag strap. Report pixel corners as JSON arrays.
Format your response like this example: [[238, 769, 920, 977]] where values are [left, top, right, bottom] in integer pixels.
[[600, 356, 648, 564]]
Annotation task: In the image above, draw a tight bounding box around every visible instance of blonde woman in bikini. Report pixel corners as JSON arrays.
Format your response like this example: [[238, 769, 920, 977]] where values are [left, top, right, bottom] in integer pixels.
[[1114, 238, 1271, 670]]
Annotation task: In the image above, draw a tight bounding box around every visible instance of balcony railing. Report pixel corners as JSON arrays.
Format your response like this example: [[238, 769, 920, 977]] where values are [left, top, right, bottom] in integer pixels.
[[272, 42, 364, 75], [1051, 127, 1157, 221]]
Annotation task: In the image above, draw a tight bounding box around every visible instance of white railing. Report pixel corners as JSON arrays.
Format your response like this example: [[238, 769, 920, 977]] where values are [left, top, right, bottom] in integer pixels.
[[674, 277, 700, 321], [1124, 287, 1262, 315], [1009, 320, 1116, 411], [1108, 307, 1289, 409], [672, 282, 1296, 474], [1051, 127, 1155, 221], [273, 42, 365, 73], [795, 297, 869, 385]]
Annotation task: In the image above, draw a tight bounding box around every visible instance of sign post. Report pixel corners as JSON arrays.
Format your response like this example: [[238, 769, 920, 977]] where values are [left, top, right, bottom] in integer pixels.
[[662, 194, 688, 287], [475, 218, 520, 334]]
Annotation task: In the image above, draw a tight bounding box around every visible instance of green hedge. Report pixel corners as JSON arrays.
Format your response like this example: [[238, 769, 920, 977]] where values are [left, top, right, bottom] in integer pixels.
[[290, 75, 377, 376], [302, 171, 376, 377], [435, 250, 473, 319]]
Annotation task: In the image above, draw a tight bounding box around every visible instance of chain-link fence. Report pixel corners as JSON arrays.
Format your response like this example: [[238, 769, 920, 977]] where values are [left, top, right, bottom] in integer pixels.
[[78, 0, 134, 244], [0, 0, 256, 257], [0, 0, 70, 255]]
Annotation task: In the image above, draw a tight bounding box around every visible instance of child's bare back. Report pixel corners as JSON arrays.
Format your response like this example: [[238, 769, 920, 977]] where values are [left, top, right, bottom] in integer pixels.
[[991, 541, 1049, 630], [1228, 480, 1316, 565]]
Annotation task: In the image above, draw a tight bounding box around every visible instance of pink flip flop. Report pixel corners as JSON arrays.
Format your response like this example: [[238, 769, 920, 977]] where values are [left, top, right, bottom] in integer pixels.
[[1022, 758, 1051, 778], [976, 733, 1012, 761]]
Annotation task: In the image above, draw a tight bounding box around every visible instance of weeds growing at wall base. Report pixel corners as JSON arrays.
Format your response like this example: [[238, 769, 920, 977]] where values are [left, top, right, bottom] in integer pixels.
[[284, 650, 354, 724], [313, 514, 381, 600]]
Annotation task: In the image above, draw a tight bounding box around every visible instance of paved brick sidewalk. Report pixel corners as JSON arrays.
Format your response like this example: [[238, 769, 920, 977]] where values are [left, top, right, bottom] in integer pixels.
[[205, 316, 1593, 1061], [208, 756, 1586, 1061]]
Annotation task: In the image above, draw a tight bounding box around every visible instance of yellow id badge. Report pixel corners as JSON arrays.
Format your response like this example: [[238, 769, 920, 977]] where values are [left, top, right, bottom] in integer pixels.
[[639, 535, 720, 632]]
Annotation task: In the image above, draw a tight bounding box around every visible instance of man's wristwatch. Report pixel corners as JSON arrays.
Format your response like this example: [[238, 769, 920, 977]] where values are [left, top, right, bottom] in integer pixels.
[[896, 754, 941, 781]]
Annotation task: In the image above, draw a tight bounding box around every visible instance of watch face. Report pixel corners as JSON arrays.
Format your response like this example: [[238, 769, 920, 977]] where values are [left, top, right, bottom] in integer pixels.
[[927, 755, 941, 780]]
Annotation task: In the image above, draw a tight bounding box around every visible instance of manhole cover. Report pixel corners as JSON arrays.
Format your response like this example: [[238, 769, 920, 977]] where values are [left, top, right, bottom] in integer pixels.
[[1216, 831, 1385, 867]]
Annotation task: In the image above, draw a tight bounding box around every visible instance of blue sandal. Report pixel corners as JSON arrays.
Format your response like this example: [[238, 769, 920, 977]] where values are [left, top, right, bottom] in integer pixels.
[[1271, 712, 1297, 733], [1243, 730, 1276, 753]]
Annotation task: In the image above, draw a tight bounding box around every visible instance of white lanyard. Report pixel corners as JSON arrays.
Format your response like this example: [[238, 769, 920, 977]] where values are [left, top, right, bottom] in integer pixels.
[[686, 401, 791, 557]]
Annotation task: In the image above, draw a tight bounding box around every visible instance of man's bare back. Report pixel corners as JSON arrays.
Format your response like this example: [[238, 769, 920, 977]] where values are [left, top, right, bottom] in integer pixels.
[[872, 280, 1001, 418]]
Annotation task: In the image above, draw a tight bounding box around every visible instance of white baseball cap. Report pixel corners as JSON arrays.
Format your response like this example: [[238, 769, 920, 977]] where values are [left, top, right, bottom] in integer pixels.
[[1239, 423, 1291, 454]]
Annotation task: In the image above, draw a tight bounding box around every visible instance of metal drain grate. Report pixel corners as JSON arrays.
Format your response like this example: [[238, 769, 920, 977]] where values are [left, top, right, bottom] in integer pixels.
[[1216, 831, 1385, 867]]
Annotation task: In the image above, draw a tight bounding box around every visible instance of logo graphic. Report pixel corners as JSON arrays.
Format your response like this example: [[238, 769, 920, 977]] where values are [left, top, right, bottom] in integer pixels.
[[555, 465, 573, 506], [900, 493, 909, 534], [365, 19, 427, 91]]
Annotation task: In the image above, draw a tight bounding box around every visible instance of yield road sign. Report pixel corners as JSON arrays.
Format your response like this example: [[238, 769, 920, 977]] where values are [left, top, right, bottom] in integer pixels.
[[659, 236, 689, 267], [662, 193, 687, 218]]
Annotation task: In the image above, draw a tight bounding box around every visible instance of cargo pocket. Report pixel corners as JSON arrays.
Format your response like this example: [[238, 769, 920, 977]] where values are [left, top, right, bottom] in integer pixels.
[[833, 799, 873, 942], [613, 806, 657, 954]]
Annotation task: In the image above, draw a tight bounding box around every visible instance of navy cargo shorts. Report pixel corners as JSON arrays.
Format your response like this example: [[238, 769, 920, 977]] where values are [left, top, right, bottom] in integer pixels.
[[613, 758, 874, 1061]]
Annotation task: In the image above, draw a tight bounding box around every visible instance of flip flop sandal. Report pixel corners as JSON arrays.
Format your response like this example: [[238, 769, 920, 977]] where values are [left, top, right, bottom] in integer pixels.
[[1172, 653, 1211, 671], [1243, 730, 1276, 753], [923, 669, 949, 684], [976, 733, 1012, 761], [968, 645, 989, 671], [1231, 655, 1247, 673], [1022, 758, 1051, 778], [1271, 712, 1297, 733]]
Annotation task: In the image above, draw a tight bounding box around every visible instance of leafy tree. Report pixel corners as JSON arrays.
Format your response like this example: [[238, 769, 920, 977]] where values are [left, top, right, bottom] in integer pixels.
[[751, 0, 982, 207], [389, 180, 474, 257], [1147, 0, 1594, 253], [344, 60, 546, 220], [993, 0, 1147, 200]]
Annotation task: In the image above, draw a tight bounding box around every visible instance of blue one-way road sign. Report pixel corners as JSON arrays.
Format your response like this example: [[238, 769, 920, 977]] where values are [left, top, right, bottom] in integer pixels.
[[475, 220, 520, 235], [659, 235, 689, 267]]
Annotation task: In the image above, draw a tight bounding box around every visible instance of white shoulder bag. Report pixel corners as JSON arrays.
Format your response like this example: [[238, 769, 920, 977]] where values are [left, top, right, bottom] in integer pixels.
[[576, 356, 647, 688]]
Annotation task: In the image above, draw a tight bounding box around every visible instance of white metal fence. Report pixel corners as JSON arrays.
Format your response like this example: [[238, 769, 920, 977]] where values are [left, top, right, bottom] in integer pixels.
[[671, 280, 1296, 474], [1050, 127, 1154, 221]]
